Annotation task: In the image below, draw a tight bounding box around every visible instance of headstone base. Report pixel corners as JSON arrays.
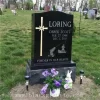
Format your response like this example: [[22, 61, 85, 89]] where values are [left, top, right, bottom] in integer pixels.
[[26, 60, 76, 85]]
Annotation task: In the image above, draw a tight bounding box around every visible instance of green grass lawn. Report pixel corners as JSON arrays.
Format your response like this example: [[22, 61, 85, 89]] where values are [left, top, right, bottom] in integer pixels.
[[0, 9, 100, 100]]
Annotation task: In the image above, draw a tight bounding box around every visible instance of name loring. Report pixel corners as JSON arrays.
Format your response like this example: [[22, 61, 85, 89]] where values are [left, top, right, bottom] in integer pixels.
[[49, 21, 72, 27]]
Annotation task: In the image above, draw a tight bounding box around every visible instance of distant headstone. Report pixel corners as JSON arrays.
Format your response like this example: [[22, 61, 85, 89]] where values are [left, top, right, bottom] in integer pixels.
[[0, 8, 2, 15], [88, 10, 95, 19], [57, 5, 62, 11], [83, 7, 88, 18], [34, 5, 38, 10], [10, 4, 17, 15], [26, 11, 76, 85], [44, 5, 50, 12], [10, 4, 16, 10], [0, 4, 5, 12], [83, 11, 88, 19], [93, 8, 97, 15], [96, 13, 100, 20], [79, 8, 82, 13]]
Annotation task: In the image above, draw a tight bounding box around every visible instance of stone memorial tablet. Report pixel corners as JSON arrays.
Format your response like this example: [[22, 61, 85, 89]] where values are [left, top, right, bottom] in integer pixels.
[[26, 11, 76, 84], [32, 11, 73, 66]]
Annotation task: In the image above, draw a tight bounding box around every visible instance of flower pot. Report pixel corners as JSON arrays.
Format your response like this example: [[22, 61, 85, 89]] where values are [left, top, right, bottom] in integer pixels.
[[50, 88, 60, 97]]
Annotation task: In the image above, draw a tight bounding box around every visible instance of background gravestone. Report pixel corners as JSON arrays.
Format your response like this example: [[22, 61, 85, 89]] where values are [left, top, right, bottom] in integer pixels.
[[34, 5, 38, 10], [0, 4, 5, 12], [56, 5, 62, 11], [26, 11, 76, 85], [88, 10, 95, 19], [0, 8, 2, 15], [10, 4, 16, 10], [44, 5, 50, 12]]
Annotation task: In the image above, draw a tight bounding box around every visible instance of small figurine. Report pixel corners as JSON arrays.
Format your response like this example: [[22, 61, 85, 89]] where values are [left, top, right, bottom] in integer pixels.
[[64, 70, 73, 89]]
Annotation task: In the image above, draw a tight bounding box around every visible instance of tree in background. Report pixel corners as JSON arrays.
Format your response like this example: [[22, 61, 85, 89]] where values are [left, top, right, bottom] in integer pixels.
[[2, 0, 100, 11], [20, 0, 25, 9], [96, 0, 100, 11], [25, 0, 33, 10], [89, 0, 97, 9]]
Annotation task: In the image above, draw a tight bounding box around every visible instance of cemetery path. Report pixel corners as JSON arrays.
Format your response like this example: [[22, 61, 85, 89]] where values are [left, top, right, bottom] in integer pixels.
[[10, 77, 100, 100]]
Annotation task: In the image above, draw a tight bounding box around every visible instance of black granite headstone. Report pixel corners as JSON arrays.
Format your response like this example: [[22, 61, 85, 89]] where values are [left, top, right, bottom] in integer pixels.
[[31, 11, 75, 69], [26, 11, 76, 85]]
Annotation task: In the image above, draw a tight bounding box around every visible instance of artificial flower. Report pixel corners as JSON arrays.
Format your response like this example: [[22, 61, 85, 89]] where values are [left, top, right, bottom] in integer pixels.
[[40, 84, 48, 95], [54, 80, 61, 88], [51, 68, 59, 77], [42, 70, 50, 77], [64, 84, 70, 89]]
